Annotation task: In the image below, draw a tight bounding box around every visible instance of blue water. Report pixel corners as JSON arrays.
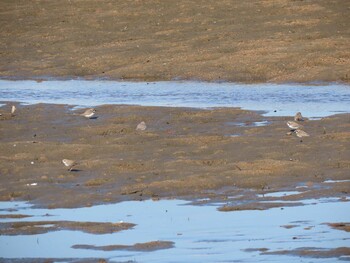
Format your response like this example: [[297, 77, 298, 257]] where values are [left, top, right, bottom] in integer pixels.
[[0, 80, 349, 117], [0, 197, 349, 262]]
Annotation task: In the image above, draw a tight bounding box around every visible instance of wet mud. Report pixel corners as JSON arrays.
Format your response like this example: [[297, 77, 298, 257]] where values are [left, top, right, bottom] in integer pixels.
[[262, 247, 350, 259], [327, 222, 350, 232], [0, 0, 349, 83], [0, 102, 349, 209], [72, 241, 174, 252], [218, 201, 303, 211], [0, 220, 135, 235]]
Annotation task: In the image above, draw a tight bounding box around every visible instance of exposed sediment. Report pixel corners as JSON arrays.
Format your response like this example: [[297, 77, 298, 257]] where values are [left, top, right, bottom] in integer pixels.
[[0, 103, 349, 209], [0, 0, 349, 83]]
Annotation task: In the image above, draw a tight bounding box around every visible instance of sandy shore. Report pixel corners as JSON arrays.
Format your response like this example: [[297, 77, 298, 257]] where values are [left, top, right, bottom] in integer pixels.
[[0, 0, 349, 83], [0, 103, 349, 209]]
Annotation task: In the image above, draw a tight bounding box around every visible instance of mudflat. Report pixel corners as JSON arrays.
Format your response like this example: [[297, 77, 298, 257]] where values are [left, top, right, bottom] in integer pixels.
[[1, 2, 349, 261], [0, 0, 349, 83], [0, 103, 349, 209]]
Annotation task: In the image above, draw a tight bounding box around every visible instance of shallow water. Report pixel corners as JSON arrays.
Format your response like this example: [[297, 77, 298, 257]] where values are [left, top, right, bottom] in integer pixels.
[[0, 198, 349, 262], [258, 191, 302, 198], [0, 80, 349, 117], [226, 120, 271, 127], [323, 179, 350, 184]]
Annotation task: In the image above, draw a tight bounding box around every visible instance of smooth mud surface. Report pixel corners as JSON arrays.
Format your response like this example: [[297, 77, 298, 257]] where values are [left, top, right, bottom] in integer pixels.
[[0, 0, 349, 83]]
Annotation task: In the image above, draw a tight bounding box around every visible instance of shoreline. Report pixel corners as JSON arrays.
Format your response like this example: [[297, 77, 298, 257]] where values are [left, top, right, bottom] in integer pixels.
[[1, 76, 350, 86]]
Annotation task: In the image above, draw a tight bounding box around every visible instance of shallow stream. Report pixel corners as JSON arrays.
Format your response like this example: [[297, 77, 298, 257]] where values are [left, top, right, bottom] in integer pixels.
[[0, 80, 349, 117]]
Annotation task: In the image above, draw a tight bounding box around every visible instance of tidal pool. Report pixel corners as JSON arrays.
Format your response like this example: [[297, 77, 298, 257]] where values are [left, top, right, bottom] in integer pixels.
[[0, 197, 349, 262], [0, 80, 349, 117], [226, 120, 271, 127], [258, 191, 302, 198], [323, 179, 350, 184]]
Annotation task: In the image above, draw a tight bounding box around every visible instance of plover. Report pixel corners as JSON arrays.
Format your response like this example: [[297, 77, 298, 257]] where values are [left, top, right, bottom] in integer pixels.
[[295, 129, 310, 138], [81, 108, 96, 119], [287, 121, 302, 131], [294, 112, 304, 121], [11, 105, 16, 116], [136, 121, 147, 131], [295, 129, 309, 142], [62, 159, 77, 171]]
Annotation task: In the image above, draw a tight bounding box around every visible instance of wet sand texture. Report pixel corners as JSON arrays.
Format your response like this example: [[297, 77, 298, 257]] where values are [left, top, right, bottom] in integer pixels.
[[0, 103, 349, 208], [0, 0, 349, 83], [262, 247, 350, 259], [327, 222, 350, 232], [72, 241, 175, 252], [0, 221, 135, 235]]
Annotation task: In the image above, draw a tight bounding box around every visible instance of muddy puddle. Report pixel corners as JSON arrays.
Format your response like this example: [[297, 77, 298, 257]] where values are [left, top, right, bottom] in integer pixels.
[[1, 80, 349, 117], [0, 196, 349, 262]]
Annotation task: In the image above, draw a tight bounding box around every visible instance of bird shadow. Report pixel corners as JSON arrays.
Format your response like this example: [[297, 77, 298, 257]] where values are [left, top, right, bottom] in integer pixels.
[[70, 169, 82, 172], [89, 116, 99, 120]]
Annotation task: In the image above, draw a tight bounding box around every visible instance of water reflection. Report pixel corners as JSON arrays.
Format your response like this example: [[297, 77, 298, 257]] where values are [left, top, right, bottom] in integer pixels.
[[0, 198, 349, 262], [0, 80, 349, 117], [226, 120, 271, 127]]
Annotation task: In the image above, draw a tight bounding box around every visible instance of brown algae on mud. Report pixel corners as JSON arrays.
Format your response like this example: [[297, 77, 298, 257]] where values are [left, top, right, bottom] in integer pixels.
[[72, 241, 174, 252], [262, 247, 350, 259], [0, 0, 349, 83], [327, 222, 350, 232], [0, 103, 349, 208], [218, 201, 304, 212], [0, 221, 135, 235]]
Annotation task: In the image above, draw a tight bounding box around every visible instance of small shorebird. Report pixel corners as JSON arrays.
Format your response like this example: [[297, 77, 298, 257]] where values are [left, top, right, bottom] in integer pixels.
[[294, 112, 304, 121], [136, 121, 147, 131], [295, 129, 309, 142], [295, 129, 309, 138], [11, 105, 16, 116], [81, 108, 96, 119], [62, 159, 78, 171], [287, 121, 302, 131]]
